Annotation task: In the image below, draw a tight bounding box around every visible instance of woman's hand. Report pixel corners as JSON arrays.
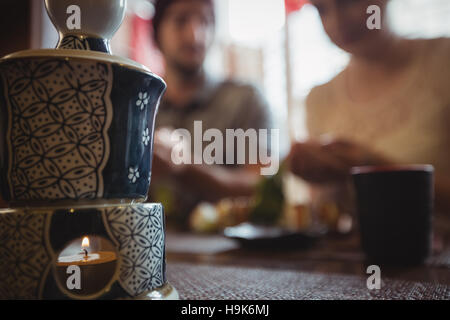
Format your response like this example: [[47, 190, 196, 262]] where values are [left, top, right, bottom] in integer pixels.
[[287, 140, 349, 183], [287, 137, 391, 184], [321, 139, 390, 167]]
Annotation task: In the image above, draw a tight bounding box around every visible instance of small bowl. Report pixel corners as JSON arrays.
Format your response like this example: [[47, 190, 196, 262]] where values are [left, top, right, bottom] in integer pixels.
[[0, 202, 177, 299], [224, 222, 326, 250]]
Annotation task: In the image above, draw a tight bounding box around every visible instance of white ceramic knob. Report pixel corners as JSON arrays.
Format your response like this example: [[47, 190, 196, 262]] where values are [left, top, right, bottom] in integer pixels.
[[45, 0, 127, 52]]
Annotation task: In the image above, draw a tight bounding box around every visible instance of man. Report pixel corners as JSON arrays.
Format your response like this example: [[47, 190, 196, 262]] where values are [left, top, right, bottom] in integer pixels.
[[149, 0, 274, 226]]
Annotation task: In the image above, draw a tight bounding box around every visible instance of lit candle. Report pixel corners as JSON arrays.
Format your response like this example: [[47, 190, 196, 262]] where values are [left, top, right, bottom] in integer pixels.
[[56, 236, 118, 296], [82, 236, 89, 258]]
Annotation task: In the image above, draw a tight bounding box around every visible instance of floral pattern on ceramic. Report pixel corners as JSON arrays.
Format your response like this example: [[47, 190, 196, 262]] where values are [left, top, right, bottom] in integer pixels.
[[58, 35, 112, 53], [101, 204, 165, 297], [59, 35, 90, 51], [1, 59, 113, 201], [128, 167, 140, 184], [136, 92, 149, 110], [142, 128, 150, 146], [0, 210, 52, 299]]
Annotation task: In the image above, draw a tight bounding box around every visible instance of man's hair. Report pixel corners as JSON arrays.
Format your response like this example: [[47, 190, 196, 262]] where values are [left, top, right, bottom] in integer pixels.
[[152, 0, 215, 44]]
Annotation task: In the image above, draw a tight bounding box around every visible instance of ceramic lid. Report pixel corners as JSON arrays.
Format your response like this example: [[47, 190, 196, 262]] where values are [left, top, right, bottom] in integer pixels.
[[0, 0, 156, 76], [45, 0, 126, 53], [1, 49, 155, 76]]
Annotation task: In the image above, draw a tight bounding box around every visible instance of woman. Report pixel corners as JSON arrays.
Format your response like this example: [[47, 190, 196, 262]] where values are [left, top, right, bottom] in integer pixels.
[[288, 0, 450, 227]]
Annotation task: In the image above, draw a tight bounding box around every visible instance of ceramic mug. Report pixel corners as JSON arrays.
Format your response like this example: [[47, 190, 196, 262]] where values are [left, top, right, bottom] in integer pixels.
[[352, 165, 434, 265], [0, 203, 177, 299]]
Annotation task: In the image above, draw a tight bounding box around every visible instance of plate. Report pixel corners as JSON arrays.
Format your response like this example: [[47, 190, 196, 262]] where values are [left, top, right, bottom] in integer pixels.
[[223, 223, 327, 250]]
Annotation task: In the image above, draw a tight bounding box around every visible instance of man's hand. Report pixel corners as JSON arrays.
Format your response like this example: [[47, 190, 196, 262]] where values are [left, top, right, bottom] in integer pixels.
[[152, 127, 186, 179], [287, 137, 391, 184]]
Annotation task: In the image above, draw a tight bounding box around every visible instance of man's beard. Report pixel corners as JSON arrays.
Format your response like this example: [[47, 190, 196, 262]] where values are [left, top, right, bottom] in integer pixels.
[[171, 59, 204, 79]]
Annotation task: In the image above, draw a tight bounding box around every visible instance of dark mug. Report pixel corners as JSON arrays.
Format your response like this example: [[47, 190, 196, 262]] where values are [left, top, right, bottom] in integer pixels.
[[351, 165, 434, 265]]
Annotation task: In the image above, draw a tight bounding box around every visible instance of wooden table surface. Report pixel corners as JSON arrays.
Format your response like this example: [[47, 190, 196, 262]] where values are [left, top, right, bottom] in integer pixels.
[[165, 230, 450, 300]]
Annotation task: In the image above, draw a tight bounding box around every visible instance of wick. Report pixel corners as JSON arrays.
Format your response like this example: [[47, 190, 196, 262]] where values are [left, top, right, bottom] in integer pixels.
[[82, 249, 88, 258]]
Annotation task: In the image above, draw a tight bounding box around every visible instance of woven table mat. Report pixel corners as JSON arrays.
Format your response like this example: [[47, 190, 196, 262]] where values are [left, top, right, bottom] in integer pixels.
[[167, 262, 450, 300]]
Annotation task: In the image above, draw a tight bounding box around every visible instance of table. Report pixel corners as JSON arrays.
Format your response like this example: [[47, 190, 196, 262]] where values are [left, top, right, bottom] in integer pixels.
[[165, 231, 450, 300]]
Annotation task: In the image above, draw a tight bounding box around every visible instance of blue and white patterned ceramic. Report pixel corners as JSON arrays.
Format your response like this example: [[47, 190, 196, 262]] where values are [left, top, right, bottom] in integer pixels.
[[0, 0, 166, 205], [0, 202, 177, 300]]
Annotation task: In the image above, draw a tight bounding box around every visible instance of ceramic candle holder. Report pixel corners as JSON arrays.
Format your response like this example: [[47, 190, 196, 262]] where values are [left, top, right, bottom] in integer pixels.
[[0, 0, 176, 300], [0, 0, 166, 205], [0, 203, 177, 300]]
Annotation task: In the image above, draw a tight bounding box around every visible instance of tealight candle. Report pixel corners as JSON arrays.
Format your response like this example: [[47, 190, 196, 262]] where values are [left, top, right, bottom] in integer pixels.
[[56, 236, 118, 297]]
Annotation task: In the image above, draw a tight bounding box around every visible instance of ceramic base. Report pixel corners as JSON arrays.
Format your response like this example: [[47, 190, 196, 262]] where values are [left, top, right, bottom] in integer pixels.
[[129, 283, 179, 300], [0, 203, 168, 300]]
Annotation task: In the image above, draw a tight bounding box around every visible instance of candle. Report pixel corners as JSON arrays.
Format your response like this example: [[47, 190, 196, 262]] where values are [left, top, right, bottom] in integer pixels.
[[56, 236, 118, 297]]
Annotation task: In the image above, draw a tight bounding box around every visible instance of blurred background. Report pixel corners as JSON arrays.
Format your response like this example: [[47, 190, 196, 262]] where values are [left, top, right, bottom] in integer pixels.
[[1, 0, 449, 154], [0, 0, 450, 230]]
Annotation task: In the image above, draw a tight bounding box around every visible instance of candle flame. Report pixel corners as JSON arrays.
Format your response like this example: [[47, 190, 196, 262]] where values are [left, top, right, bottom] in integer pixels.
[[81, 236, 90, 249]]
